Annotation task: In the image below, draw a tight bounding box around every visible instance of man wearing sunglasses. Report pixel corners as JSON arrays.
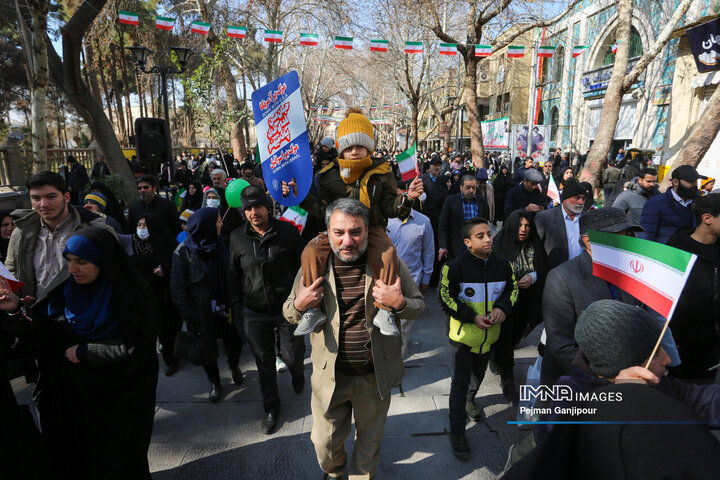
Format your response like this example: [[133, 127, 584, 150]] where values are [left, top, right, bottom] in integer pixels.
[[128, 174, 180, 235]]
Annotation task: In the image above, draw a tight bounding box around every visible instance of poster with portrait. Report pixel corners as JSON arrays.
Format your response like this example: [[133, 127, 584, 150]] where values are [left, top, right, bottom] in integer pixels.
[[511, 124, 551, 165], [482, 117, 510, 149]]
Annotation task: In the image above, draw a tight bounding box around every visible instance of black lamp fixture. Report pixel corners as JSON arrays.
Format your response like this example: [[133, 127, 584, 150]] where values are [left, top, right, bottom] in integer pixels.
[[170, 46, 193, 68], [126, 46, 152, 67]]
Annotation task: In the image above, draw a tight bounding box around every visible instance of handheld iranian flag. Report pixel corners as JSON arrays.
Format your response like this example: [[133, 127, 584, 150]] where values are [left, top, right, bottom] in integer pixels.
[[300, 33, 319, 46], [546, 173, 560, 204], [405, 41, 423, 54], [264, 30, 283, 43], [475, 44, 492, 57], [370, 39, 389, 52], [537, 45, 556, 58], [334, 36, 353, 50], [279, 206, 309, 234], [439, 43, 458, 56], [118, 11, 139, 25], [191, 21, 211, 35], [0, 261, 24, 292], [507, 46, 525, 58], [227, 26, 247, 39], [588, 231, 697, 319], [155, 16, 175, 31], [396, 143, 419, 182], [572, 45, 588, 58], [611, 41, 620, 54]]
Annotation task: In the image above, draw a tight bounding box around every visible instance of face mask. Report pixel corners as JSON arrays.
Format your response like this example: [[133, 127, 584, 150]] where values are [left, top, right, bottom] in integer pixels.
[[418, 192, 427, 203], [136, 228, 150, 240], [676, 184, 698, 201], [206, 198, 221, 208]]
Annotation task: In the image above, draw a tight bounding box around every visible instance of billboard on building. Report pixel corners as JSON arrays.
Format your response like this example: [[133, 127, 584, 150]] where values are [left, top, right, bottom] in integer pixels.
[[511, 124, 551, 165], [482, 117, 510, 148]]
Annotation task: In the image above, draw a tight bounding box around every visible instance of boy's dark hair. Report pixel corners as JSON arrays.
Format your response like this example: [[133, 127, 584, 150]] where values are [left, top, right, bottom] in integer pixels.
[[462, 217, 489, 239], [137, 174, 158, 187], [639, 167, 658, 178], [26, 171, 68, 194], [66, 155, 77, 164], [692, 193, 720, 224]]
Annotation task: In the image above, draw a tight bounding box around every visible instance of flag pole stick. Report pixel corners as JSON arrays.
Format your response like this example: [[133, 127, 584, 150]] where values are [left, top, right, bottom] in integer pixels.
[[644, 318, 670, 370]]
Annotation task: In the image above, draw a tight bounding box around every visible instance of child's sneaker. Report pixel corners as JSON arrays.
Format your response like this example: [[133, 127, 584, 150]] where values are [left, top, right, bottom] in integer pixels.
[[294, 307, 328, 336], [373, 309, 400, 336]]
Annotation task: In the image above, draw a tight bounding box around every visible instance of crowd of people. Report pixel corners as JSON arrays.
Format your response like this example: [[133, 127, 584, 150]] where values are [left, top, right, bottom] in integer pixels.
[[2, 106, 720, 479]]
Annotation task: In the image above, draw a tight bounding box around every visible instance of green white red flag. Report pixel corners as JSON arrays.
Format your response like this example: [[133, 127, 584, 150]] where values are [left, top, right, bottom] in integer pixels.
[[227, 26, 247, 39], [191, 21, 211, 35], [508, 46, 525, 58], [279, 206, 309, 234], [155, 16, 175, 31], [396, 143, 419, 182], [475, 44, 492, 57], [572, 45, 588, 58], [537, 45, 556, 58], [588, 231, 697, 319], [334, 36, 353, 50], [118, 11, 139, 25], [439, 43, 457, 56], [545, 173, 560, 204], [300, 33, 319, 46], [264, 30, 283, 43], [405, 41, 423, 54], [611, 41, 620, 54], [370, 39, 389, 52]]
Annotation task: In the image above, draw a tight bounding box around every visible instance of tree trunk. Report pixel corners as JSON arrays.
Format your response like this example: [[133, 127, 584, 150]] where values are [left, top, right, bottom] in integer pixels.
[[83, 41, 103, 114], [463, 53, 484, 165], [578, 0, 633, 188], [117, 26, 134, 139], [659, 85, 720, 190], [411, 104, 419, 148], [26, 0, 49, 172], [109, 44, 127, 144]]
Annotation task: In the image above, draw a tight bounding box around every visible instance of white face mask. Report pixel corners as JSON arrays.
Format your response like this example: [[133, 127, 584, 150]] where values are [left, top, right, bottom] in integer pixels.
[[418, 192, 427, 203], [206, 198, 221, 208], [136, 228, 150, 240]]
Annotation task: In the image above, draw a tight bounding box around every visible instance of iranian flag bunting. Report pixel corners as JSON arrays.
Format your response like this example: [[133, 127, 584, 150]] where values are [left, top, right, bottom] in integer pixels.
[[394, 101, 403, 107], [300, 33, 319, 46], [191, 21, 211, 35], [611, 41, 620, 54], [507, 45, 525, 58], [227, 26, 247, 39], [309, 105, 317, 111], [572, 45, 588, 58], [396, 143, 419, 182], [439, 43, 457, 56], [370, 105, 378, 110], [405, 41, 423, 54], [588, 231, 697, 319], [119, 11, 139, 25], [279, 206, 309, 234], [155, 16, 175, 31], [370, 39, 389, 52], [382, 104, 390, 109], [264, 30, 283, 43], [334, 36, 353, 50], [537, 45, 556, 58], [475, 44, 492, 57]]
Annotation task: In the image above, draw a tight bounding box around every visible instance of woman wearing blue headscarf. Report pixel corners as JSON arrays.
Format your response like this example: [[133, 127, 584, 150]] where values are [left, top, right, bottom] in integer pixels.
[[171, 207, 242, 402], [0, 227, 158, 479]]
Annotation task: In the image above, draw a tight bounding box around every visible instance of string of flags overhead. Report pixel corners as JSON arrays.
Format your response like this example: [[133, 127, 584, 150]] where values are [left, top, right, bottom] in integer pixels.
[[116, 11, 593, 60]]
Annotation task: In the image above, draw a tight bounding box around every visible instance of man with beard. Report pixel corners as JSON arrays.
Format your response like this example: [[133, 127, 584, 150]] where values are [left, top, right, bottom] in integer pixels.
[[438, 175, 490, 261], [534, 180, 587, 271], [241, 161, 266, 191], [640, 165, 706, 244], [611, 167, 659, 224]]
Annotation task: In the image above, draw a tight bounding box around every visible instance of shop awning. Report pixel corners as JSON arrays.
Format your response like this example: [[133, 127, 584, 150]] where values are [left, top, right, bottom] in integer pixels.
[[691, 70, 720, 89]]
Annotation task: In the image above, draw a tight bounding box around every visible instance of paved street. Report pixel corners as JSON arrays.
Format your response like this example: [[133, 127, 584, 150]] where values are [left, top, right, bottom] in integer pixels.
[[13, 288, 540, 479]]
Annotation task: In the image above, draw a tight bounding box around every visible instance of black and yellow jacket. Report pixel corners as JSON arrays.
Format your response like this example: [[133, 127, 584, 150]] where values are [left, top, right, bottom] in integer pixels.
[[439, 249, 518, 354]]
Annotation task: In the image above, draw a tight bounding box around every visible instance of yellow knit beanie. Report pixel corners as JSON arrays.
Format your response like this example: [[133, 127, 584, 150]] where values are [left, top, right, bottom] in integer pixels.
[[335, 108, 374, 183]]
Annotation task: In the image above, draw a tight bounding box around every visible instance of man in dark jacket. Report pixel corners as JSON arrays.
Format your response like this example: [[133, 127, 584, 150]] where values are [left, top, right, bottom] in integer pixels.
[[666, 193, 720, 382], [128, 174, 180, 235], [639, 165, 706, 244], [504, 168, 547, 219], [67, 156, 89, 205], [438, 175, 490, 261], [90, 155, 111, 179], [611, 167, 658, 224], [229, 186, 305, 435]]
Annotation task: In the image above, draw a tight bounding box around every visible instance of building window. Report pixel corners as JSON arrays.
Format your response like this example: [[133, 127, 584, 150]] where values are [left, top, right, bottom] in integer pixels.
[[537, 109, 545, 125], [503, 93, 511, 112], [541, 56, 550, 83], [554, 46, 565, 83], [496, 95, 502, 113], [602, 28, 643, 66], [550, 106, 559, 141]]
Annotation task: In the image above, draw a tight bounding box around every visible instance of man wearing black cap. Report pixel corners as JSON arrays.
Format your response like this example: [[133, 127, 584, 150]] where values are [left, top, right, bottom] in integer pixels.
[[504, 168, 547, 219], [534, 179, 587, 271], [639, 165, 707, 244], [540, 208, 645, 385], [229, 186, 305, 434]]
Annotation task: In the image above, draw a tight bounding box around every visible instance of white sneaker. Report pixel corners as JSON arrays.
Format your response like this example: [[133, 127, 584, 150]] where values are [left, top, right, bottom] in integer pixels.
[[294, 307, 328, 336], [275, 356, 287, 372], [373, 309, 400, 336]]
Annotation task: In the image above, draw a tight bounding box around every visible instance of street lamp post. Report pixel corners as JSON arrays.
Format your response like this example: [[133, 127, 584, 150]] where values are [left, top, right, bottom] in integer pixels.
[[127, 46, 193, 175]]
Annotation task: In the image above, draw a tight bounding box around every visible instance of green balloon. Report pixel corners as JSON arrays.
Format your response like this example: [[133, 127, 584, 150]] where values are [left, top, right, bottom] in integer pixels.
[[225, 178, 250, 207]]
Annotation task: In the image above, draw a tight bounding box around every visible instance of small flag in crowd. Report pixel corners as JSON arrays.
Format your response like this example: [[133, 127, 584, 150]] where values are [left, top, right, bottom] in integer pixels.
[[537, 45, 556, 58], [334, 36, 353, 50], [370, 39, 389, 52], [405, 41, 423, 54], [279, 206, 309, 234], [611, 41, 620, 54], [118, 11, 139, 25], [155, 16, 175, 31], [507, 45, 525, 58], [0, 262, 23, 292], [588, 231, 697, 319], [572, 45, 588, 57], [227, 26, 247, 38], [300, 33, 319, 46], [396, 143, 419, 182], [475, 44, 492, 57], [545, 172, 560, 204], [439, 43, 458, 56], [191, 21, 211, 35], [264, 30, 283, 43]]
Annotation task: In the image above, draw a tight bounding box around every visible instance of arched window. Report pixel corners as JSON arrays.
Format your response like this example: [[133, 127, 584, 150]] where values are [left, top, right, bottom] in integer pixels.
[[550, 106, 560, 141], [554, 46, 565, 83], [602, 27, 643, 66], [537, 109, 545, 125]]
